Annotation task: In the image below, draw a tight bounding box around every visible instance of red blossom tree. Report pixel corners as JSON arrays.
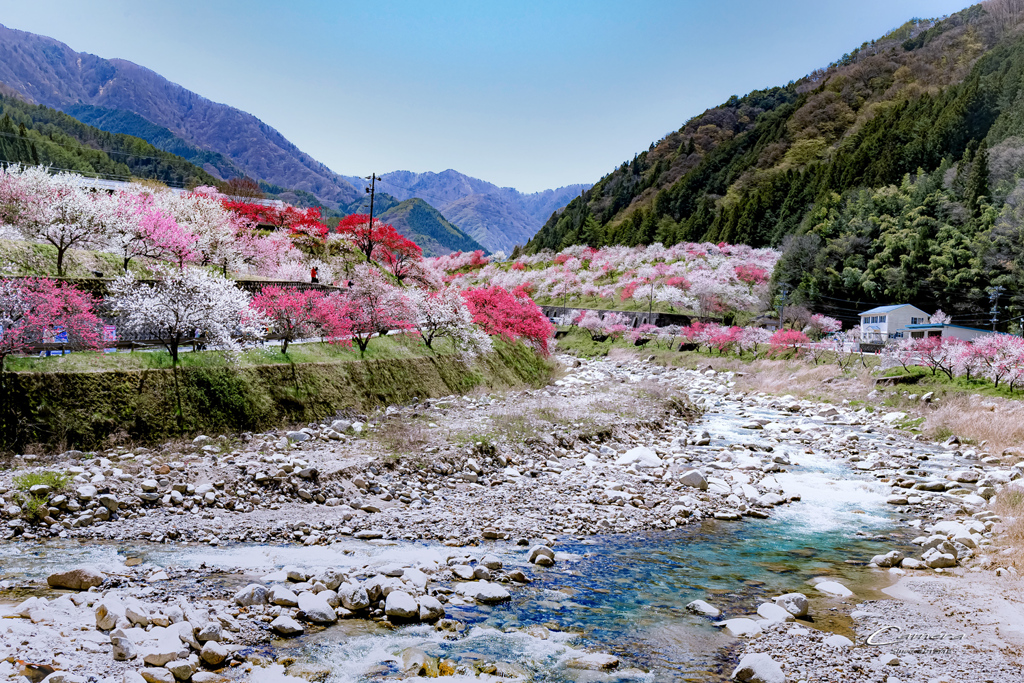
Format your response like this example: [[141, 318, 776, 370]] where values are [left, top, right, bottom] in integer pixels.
[[0, 278, 102, 372], [379, 230, 424, 283], [769, 329, 810, 355], [336, 214, 393, 262], [461, 285, 554, 355], [734, 264, 770, 287]]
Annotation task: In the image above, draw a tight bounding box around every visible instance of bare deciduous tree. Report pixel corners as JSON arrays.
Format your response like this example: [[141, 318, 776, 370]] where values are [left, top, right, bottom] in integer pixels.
[[986, 0, 1024, 30]]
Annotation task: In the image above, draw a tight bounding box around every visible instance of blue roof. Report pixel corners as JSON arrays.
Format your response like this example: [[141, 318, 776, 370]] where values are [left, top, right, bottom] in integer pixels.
[[859, 304, 912, 316], [905, 323, 992, 333]]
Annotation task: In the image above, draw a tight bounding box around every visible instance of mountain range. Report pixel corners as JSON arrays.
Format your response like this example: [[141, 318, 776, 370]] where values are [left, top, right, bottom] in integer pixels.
[[0, 22, 584, 253], [342, 170, 589, 253]]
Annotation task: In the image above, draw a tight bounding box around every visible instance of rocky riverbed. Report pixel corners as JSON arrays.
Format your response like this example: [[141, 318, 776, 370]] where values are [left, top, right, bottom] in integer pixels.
[[2, 352, 1023, 682]]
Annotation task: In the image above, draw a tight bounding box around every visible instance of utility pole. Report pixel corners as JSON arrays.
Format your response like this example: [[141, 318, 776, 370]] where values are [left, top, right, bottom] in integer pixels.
[[778, 284, 790, 330], [365, 172, 380, 228], [989, 285, 1005, 331]]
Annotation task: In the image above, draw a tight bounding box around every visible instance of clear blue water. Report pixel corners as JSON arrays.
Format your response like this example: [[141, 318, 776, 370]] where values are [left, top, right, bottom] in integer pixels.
[[0, 403, 944, 682]]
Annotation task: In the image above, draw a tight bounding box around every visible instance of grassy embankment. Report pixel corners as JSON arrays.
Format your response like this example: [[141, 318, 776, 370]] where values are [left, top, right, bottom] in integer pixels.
[[2, 335, 554, 452], [555, 328, 1024, 458], [0, 237, 160, 278]]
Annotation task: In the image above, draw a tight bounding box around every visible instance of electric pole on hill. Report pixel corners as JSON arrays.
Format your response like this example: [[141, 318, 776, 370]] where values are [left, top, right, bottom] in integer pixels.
[[778, 284, 790, 330], [990, 285, 1005, 332], [365, 173, 380, 231]]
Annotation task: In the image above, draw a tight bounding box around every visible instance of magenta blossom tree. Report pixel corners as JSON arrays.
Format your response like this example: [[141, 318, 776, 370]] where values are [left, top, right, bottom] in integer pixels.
[[0, 278, 103, 372]]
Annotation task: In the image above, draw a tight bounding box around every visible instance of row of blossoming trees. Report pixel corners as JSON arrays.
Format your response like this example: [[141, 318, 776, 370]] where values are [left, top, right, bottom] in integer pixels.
[[424, 242, 780, 318], [0, 165, 435, 284], [881, 334, 1024, 390], [0, 167, 555, 381]]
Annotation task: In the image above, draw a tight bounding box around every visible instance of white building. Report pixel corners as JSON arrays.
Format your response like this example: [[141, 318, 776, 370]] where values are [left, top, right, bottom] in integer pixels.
[[904, 322, 991, 342], [859, 304, 931, 343]]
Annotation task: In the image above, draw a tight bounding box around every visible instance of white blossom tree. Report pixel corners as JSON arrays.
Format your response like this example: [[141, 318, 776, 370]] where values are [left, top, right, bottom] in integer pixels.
[[11, 167, 105, 276], [407, 286, 492, 357], [108, 268, 268, 426]]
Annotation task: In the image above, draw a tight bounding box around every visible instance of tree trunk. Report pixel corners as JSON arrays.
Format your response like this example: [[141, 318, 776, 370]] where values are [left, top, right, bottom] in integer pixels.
[[56, 247, 66, 277], [170, 338, 183, 432], [123, 257, 131, 273]]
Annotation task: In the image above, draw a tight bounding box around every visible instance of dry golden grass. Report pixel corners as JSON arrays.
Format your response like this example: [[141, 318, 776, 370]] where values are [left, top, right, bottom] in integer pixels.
[[923, 395, 1024, 457], [606, 347, 641, 362], [993, 488, 1024, 569]]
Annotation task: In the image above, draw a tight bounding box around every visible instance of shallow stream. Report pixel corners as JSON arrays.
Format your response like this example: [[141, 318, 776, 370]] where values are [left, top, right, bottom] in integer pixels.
[[1, 402, 955, 682]]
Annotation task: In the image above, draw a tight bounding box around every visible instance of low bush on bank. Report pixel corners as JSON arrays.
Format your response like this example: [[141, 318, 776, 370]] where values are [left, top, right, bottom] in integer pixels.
[[13, 470, 71, 492]]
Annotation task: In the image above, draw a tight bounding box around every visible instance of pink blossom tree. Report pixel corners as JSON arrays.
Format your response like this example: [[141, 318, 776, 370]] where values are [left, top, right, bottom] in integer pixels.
[[0, 278, 102, 372], [250, 286, 326, 354], [338, 266, 415, 355], [769, 329, 810, 356]]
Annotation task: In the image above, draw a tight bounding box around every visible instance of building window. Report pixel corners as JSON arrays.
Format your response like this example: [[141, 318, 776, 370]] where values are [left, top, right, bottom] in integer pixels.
[[878, 315, 886, 323]]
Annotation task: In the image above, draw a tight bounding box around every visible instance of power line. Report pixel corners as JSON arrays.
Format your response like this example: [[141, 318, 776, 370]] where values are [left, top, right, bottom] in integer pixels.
[[0, 129, 206, 169]]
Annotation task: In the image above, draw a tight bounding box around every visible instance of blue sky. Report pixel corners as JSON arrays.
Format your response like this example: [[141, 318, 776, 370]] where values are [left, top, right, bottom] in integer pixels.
[[3, 0, 974, 192]]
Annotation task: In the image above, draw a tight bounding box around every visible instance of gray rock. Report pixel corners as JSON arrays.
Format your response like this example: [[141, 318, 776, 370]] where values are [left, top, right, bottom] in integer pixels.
[[233, 584, 269, 606], [731, 652, 785, 683], [98, 494, 119, 512], [271, 615, 304, 636], [722, 618, 763, 637], [871, 550, 904, 568], [197, 622, 222, 642], [685, 599, 720, 617], [458, 581, 510, 603], [200, 640, 228, 666], [756, 602, 794, 623], [339, 582, 370, 611], [417, 595, 445, 622], [773, 592, 809, 617], [297, 592, 337, 623], [111, 634, 137, 661], [479, 554, 503, 570], [164, 659, 195, 681], [286, 431, 310, 443], [452, 564, 476, 580], [76, 485, 98, 501], [824, 634, 853, 648], [139, 669, 174, 683], [47, 566, 105, 590], [528, 545, 555, 565], [96, 599, 125, 630], [679, 470, 708, 490], [384, 590, 419, 619], [269, 585, 299, 607]]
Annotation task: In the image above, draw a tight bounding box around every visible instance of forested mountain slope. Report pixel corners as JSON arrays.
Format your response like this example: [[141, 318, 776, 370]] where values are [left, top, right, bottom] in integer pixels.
[[528, 2, 1024, 323], [0, 23, 361, 207], [0, 94, 218, 187]]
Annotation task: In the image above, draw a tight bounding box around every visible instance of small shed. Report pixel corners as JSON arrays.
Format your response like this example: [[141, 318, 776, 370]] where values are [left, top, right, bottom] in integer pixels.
[[904, 322, 991, 342]]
